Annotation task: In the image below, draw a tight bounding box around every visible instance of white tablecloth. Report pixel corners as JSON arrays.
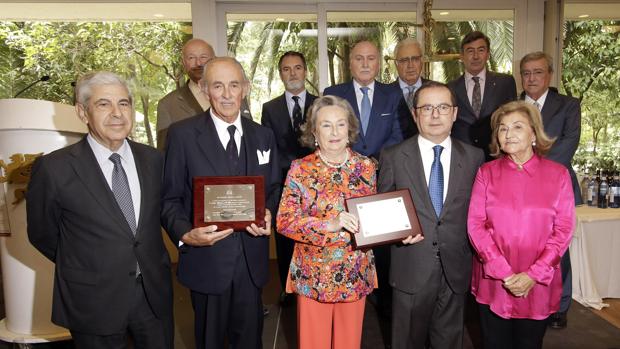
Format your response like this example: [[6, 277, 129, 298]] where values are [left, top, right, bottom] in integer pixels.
[[570, 206, 620, 309]]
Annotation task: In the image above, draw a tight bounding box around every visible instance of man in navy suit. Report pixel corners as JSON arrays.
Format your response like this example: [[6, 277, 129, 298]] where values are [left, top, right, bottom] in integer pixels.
[[161, 57, 280, 349], [261, 51, 317, 305], [448, 31, 517, 160], [27, 71, 173, 349], [323, 40, 404, 159], [520, 51, 582, 329], [388, 38, 432, 139]]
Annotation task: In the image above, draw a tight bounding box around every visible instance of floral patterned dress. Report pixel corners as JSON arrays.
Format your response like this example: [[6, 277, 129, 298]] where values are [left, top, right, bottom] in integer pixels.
[[276, 149, 378, 303]]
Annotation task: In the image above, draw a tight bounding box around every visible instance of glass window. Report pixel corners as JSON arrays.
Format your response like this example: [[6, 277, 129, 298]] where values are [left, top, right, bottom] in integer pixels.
[[427, 10, 514, 83], [326, 11, 417, 86], [226, 13, 318, 121]]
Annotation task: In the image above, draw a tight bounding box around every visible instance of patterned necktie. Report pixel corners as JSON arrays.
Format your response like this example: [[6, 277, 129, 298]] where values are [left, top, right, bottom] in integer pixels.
[[471, 76, 482, 117], [360, 86, 371, 135], [429, 145, 444, 218], [109, 153, 137, 235], [406, 85, 416, 110], [292, 96, 303, 135], [533, 101, 542, 111], [226, 125, 239, 169]]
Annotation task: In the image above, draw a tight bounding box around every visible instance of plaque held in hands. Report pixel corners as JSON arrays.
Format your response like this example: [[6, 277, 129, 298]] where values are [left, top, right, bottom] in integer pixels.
[[345, 189, 423, 249], [193, 176, 265, 231]]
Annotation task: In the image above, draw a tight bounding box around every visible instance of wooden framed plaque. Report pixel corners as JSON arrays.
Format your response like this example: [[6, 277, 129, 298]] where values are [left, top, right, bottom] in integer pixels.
[[193, 176, 265, 231], [345, 189, 423, 249]]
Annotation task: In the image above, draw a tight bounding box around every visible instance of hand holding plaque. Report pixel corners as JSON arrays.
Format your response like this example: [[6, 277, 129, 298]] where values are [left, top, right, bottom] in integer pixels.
[[345, 189, 423, 249], [193, 176, 265, 231]]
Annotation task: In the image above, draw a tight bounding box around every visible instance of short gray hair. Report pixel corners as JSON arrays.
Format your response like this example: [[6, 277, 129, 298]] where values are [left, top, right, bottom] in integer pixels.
[[520, 51, 554, 73], [75, 71, 132, 106], [201, 56, 249, 87], [300, 95, 360, 149], [393, 38, 423, 58]]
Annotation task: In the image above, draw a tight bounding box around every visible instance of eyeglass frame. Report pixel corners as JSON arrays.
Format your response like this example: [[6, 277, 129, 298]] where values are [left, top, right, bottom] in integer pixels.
[[396, 55, 423, 66], [415, 103, 455, 116]]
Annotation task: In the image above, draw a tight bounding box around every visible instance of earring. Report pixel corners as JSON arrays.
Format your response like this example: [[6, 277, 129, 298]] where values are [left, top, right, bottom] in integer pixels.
[[532, 140, 536, 147], [314, 139, 318, 147]]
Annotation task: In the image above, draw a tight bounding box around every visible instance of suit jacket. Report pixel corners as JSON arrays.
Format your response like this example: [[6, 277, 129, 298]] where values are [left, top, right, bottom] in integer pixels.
[[448, 71, 517, 160], [323, 80, 404, 158], [161, 110, 280, 294], [156, 83, 253, 150], [378, 136, 484, 294], [520, 88, 582, 205], [387, 78, 432, 139], [261, 92, 317, 183], [26, 138, 172, 335]]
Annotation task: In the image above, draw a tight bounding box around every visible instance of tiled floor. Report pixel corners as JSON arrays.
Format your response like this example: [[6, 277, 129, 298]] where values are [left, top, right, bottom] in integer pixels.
[[2, 262, 620, 348]]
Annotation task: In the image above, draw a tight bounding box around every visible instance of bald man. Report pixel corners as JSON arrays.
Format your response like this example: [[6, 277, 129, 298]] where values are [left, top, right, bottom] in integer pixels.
[[156, 39, 252, 150]]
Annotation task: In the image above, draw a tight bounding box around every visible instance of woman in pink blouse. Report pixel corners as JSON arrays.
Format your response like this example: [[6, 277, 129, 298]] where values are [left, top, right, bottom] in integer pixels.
[[468, 101, 575, 349], [276, 95, 377, 349]]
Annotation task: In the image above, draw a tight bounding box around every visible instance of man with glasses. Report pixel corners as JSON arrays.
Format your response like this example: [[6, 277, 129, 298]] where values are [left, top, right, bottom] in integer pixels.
[[448, 31, 517, 160], [261, 51, 317, 306], [379, 81, 484, 349], [323, 40, 404, 160], [156, 38, 252, 150], [519, 51, 582, 330], [389, 38, 431, 139]]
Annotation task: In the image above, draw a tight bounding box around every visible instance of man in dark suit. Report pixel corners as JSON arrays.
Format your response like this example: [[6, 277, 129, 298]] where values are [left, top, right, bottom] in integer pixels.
[[323, 40, 404, 159], [448, 31, 517, 160], [261, 51, 316, 305], [388, 38, 430, 139], [161, 57, 279, 349], [379, 81, 484, 348], [27, 71, 173, 349], [156, 39, 252, 150], [520, 51, 582, 329]]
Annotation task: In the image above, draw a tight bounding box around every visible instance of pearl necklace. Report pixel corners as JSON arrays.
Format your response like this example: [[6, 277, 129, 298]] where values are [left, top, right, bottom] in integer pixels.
[[318, 150, 349, 169]]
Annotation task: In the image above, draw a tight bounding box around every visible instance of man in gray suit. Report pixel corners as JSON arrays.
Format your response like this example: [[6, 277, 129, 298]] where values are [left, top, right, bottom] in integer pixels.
[[156, 39, 252, 150], [379, 81, 484, 348], [519, 51, 582, 329]]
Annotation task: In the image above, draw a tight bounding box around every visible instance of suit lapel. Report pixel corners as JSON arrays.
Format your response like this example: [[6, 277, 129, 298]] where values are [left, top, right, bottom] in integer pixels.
[[195, 111, 229, 176], [455, 75, 476, 120], [276, 94, 294, 134], [304, 93, 317, 115], [402, 137, 436, 217], [441, 139, 465, 219], [480, 72, 498, 117], [178, 84, 204, 116], [369, 83, 388, 135], [241, 117, 259, 175], [130, 141, 148, 236], [540, 90, 560, 126], [69, 138, 135, 238]]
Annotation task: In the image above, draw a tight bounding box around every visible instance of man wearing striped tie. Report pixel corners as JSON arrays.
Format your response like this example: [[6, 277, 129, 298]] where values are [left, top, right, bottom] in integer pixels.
[[378, 81, 484, 349], [389, 38, 432, 139], [519, 51, 582, 330], [27, 71, 173, 349]]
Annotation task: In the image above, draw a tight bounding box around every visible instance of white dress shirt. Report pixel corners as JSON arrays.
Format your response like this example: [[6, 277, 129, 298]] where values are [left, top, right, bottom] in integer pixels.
[[398, 77, 422, 99], [353, 79, 375, 112], [87, 134, 141, 226], [211, 111, 244, 155], [284, 89, 307, 125], [418, 135, 452, 202], [188, 79, 210, 111], [465, 68, 487, 106], [524, 89, 549, 111]]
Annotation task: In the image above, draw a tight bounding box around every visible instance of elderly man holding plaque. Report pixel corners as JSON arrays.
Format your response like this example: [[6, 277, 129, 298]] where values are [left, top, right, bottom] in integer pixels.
[[378, 81, 484, 349], [276, 95, 377, 349], [161, 57, 279, 349]]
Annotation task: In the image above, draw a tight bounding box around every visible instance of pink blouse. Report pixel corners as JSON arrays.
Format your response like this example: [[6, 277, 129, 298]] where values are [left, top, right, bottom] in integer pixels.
[[467, 155, 575, 320]]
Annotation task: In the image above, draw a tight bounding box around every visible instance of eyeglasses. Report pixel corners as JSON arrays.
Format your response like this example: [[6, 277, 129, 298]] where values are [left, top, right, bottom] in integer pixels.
[[396, 55, 422, 65], [520, 70, 547, 79], [416, 104, 454, 116]]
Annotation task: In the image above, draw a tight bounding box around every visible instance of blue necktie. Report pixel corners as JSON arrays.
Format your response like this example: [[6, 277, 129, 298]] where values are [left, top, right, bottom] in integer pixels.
[[429, 145, 444, 217], [360, 86, 371, 135]]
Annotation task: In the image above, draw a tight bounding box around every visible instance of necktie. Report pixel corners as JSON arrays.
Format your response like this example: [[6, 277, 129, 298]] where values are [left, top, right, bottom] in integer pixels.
[[226, 125, 239, 170], [472, 76, 481, 117], [533, 101, 542, 111], [292, 96, 303, 135], [406, 85, 416, 110], [429, 145, 444, 218], [109, 153, 137, 235], [360, 86, 371, 135]]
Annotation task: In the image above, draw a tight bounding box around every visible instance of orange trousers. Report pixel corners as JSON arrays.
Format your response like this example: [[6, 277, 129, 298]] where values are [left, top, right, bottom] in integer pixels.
[[297, 295, 366, 349]]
